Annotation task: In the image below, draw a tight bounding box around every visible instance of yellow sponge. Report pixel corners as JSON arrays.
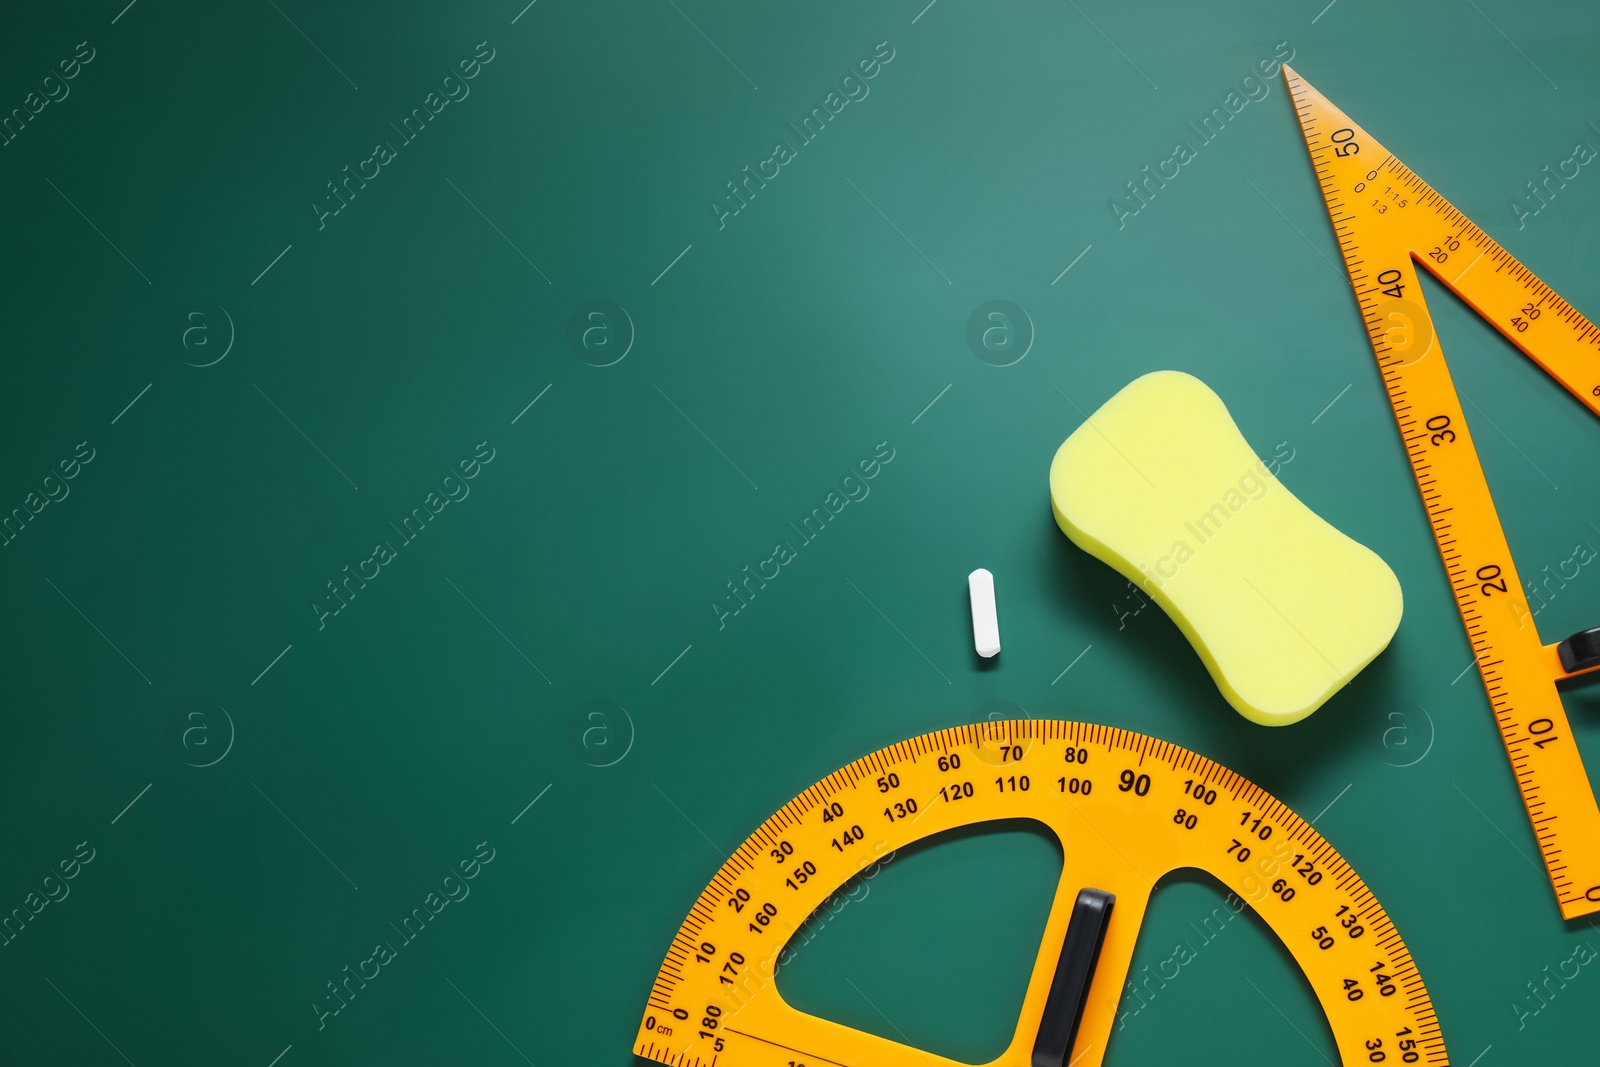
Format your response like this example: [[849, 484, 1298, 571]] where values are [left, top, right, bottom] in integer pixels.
[[1049, 371, 1401, 726]]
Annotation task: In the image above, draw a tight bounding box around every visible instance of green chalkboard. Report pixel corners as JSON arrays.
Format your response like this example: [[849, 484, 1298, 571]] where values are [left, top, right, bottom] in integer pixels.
[[1, 0, 1597, 1064]]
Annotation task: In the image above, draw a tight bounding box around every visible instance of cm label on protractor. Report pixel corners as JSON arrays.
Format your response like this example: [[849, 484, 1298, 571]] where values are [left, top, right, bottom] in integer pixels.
[[1285, 67, 1600, 919], [636, 723, 1447, 1067]]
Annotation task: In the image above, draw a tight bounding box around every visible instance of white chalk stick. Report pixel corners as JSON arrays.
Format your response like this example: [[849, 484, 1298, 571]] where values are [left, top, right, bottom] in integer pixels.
[[968, 568, 1000, 658]]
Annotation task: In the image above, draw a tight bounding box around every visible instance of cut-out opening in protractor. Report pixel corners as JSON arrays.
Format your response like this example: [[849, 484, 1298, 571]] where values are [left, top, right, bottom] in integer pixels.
[[775, 818, 1064, 1065], [1103, 869, 1337, 1067], [635, 723, 1449, 1067]]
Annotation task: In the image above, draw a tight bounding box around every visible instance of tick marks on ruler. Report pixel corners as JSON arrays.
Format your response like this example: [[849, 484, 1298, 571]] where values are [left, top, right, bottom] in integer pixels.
[[1290, 67, 1600, 917]]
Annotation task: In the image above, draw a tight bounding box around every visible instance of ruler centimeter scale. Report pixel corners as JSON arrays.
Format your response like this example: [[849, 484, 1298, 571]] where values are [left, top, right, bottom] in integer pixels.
[[1286, 67, 1600, 920], [636, 722, 1448, 1067]]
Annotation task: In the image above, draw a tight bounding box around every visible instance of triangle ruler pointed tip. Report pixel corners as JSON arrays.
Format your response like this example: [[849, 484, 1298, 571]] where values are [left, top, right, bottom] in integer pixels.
[[1290, 72, 1600, 921], [1280, 62, 1311, 99], [1285, 68, 1395, 188]]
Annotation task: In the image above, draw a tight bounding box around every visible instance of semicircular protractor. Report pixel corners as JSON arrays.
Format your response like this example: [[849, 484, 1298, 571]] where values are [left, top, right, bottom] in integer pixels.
[[635, 722, 1448, 1067]]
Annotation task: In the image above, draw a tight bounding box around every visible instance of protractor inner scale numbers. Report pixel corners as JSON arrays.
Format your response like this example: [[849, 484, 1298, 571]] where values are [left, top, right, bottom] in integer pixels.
[[635, 722, 1447, 1067]]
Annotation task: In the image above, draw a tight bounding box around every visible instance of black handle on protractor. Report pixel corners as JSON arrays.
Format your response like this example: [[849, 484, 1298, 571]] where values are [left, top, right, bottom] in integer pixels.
[[1031, 887, 1115, 1067]]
